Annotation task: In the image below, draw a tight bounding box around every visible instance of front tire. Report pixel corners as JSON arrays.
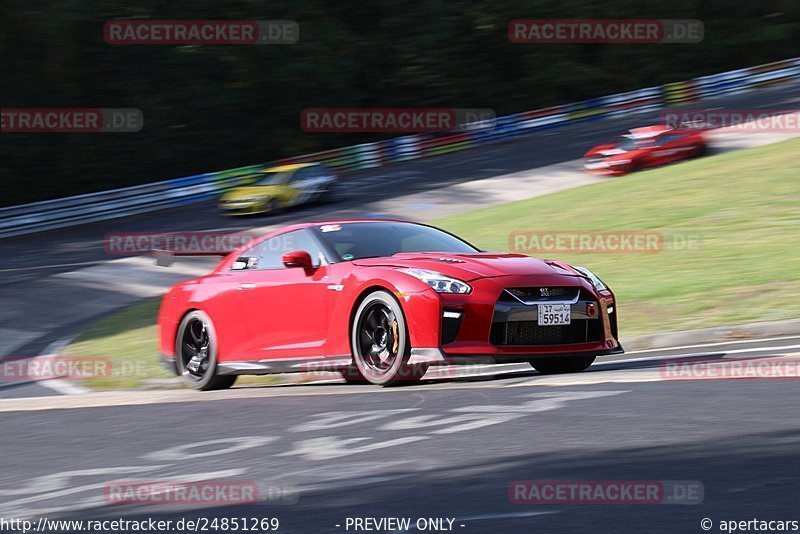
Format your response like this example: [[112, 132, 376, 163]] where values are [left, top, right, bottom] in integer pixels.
[[320, 182, 341, 204], [259, 198, 277, 216], [339, 365, 369, 384], [530, 355, 596, 375], [176, 310, 237, 391], [695, 143, 707, 158], [351, 291, 423, 385], [626, 159, 641, 174]]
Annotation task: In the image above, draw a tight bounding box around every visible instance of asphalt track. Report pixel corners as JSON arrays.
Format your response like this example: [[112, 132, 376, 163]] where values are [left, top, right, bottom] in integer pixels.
[[0, 337, 798, 533]]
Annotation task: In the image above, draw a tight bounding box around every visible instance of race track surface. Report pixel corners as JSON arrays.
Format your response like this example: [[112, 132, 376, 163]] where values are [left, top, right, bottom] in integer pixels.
[[0, 338, 798, 533]]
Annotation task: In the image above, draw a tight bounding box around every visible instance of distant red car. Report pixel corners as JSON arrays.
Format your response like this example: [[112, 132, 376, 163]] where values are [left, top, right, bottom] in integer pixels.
[[158, 220, 622, 389], [584, 125, 706, 175]]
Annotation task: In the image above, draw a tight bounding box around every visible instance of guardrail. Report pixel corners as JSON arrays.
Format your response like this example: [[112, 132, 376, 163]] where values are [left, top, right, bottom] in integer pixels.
[[1, 57, 798, 239]]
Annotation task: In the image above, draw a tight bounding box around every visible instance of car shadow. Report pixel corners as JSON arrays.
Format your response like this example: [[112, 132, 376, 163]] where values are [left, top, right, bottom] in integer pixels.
[[229, 351, 765, 390]]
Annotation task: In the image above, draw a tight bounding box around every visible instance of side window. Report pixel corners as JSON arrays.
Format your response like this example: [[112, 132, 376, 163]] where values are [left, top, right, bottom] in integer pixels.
[[285, 230, 326, 267], [243, 237, 285, 270], [637, 138, 656, 148], [238, 230, 326, 270], [656, 134, 685, 145], [288, 167, 313, 183]]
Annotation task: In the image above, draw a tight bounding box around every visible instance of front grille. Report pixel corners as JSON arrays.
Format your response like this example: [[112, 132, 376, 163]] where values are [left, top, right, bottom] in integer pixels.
[[502, 287, 581, 303], [490, 320, 603, 346]]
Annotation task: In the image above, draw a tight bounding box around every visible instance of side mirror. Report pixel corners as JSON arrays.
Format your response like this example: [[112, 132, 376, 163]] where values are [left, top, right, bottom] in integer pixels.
[[231, 256, 258, 270], [282, 250, 313, 271]]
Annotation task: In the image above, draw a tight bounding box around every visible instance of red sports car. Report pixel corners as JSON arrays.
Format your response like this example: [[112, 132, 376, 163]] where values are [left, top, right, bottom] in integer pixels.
[[158, 220, 622, 389], [584, 125, 706, 175]]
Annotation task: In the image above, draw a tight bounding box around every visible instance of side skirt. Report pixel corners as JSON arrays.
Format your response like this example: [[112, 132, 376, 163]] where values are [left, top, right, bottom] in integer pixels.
[[217, 355, 353, 376]]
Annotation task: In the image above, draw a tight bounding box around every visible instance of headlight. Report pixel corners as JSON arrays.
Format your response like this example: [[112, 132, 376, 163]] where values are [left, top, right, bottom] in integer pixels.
[[606, 159, 632, 165], [396, 268, 472, 294], [572, 265, 608, 291]]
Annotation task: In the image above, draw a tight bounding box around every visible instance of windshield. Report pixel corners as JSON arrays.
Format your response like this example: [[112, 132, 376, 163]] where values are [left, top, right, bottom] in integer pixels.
[[256, 170, 293, 186], [615, 136, 657, 151], [312, 222, 479, 261], [616, 137, 637, 151]]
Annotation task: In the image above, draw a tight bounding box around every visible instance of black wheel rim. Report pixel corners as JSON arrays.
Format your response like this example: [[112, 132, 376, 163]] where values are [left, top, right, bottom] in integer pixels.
[[180, 317, 211, 382], [357, 302, 400, 375]]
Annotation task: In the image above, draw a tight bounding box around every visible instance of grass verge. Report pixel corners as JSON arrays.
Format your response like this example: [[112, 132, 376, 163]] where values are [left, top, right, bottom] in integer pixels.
[[62, 298, 168, 390], [434, 138, 800, 335]]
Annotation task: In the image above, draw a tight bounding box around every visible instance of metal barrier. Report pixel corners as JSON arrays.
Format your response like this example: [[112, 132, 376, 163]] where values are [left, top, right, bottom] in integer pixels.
[[1, 57, 798, 239]]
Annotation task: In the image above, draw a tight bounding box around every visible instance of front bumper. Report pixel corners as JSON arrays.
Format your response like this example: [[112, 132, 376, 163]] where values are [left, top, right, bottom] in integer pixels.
[[583, 158, 631, 175], [401, 274, 621, 363], [409, 343, 624, 365], [218, 200, 270, 215]]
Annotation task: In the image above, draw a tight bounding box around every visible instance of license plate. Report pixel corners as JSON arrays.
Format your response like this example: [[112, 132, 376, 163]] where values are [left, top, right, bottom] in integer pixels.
[[538, 304, 571, 325]]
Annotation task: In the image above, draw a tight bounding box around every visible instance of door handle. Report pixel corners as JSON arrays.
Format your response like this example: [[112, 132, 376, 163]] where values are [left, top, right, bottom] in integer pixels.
[[238, 283, 256, 290]]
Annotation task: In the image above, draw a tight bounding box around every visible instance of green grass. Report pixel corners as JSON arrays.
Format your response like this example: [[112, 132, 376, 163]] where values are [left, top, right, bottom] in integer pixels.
[[434, 138, 800, 335], [63, 139, 800, 389], [63, 299, 169, 390]]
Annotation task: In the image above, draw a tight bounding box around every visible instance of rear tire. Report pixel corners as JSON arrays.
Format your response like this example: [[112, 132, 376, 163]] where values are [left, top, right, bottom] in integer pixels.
[[176, 311, 237, 391], [530, 355, 596, 375]]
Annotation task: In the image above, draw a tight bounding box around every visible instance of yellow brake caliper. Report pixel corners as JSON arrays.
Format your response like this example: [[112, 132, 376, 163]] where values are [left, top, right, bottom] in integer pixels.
[[391, 320, 399, 354]]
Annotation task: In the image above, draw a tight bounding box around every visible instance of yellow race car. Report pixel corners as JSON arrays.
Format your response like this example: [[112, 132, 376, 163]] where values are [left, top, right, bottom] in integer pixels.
[[219, 163, 338, 215]]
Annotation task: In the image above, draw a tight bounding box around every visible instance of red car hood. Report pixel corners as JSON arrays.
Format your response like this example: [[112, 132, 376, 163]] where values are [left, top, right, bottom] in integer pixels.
[[352, 252, 578, 281]]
